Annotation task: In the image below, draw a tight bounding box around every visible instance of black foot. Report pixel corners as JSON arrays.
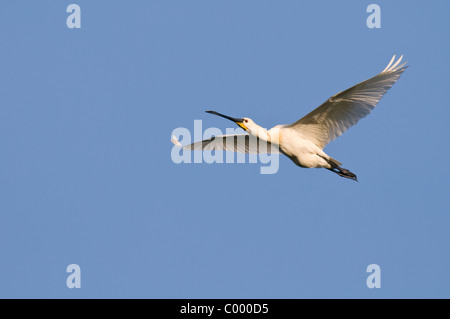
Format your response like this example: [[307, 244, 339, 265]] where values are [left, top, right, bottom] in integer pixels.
[[337, 169, 358, 182], [327, 167, 358, 182]]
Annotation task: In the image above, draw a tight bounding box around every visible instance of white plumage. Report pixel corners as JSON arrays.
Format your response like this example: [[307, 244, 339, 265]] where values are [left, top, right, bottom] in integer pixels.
[[172, 55, 407, 181]]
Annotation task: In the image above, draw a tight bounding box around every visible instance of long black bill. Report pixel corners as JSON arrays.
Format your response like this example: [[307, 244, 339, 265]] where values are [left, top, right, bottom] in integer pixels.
[[205, 110, 244, 123]]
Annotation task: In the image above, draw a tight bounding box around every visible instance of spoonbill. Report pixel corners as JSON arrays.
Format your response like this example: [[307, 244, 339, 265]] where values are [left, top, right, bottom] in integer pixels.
[[172, 55, 407, 181]]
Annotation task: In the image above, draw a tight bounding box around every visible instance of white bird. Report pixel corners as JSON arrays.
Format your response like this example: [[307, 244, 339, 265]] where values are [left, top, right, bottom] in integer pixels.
[[172, 55, 407, 181]]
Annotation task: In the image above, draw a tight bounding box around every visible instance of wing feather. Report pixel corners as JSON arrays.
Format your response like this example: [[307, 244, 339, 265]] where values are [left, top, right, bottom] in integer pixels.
[[286, 55, 407, 149], [172, 134, 280, 154]]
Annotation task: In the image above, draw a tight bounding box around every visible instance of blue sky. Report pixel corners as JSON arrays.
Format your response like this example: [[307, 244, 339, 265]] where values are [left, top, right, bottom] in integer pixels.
[[1, 1, 449, 298]]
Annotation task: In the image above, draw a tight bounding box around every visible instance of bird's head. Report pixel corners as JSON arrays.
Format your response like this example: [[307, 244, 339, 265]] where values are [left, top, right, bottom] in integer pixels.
[[206, 110, 255, 132]]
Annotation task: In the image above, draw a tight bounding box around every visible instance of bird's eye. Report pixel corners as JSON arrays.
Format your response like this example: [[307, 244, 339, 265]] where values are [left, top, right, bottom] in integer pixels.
[[244, 119, 248, 123]]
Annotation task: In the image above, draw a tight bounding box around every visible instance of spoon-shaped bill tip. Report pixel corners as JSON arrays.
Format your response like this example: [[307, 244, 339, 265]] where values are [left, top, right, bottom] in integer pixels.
[[205, 110, 244, 123]]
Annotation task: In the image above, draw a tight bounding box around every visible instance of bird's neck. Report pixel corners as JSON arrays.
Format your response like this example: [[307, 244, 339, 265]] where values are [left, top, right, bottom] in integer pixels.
[[250, 125, 280, 144]]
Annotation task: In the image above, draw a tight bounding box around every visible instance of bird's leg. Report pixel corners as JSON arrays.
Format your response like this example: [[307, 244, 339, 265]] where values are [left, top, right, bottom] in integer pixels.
[[326, 167, 358, 181], [322, 156, 358, 181], [337, 168, 358, 181]]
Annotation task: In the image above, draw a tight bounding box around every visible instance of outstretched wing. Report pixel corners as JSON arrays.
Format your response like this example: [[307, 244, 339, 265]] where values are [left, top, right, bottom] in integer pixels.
[[171, 134, 279, 154], [286, 55, 407, 149]]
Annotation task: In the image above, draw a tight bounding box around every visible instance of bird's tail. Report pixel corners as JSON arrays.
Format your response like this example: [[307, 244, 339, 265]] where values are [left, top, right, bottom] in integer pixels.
[[328, 156, 342, 167]]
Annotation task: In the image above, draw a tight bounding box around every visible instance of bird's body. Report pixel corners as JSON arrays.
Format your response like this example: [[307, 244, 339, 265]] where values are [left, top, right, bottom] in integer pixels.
[[275, 126, 331, 169], [172, 55, 407, 181]]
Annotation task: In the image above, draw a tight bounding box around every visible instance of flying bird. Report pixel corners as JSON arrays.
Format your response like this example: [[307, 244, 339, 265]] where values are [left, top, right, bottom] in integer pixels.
[[172, 55, 407, 181]]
